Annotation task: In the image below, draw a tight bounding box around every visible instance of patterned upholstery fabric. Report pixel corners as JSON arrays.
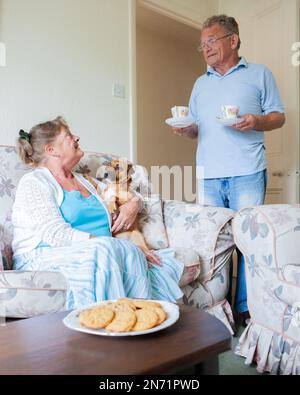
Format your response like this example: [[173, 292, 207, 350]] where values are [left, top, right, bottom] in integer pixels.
[[138, 195, 169, 250], [233, 205, 300, 375], [0, 146, 30, 270], [0, 271, 67, 318], [0, 146, 235, 331], [164, 200, 236, 332], [174, 247, 201, 288]]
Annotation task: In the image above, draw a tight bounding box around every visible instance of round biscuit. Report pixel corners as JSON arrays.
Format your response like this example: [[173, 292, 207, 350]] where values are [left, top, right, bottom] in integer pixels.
[[115, 298, 136, 310], [106, 301, 135, 312], [79, 306, 115, 329], [132, 308, 159, 331], [135, 303, 167, 325], [106, 310, 137, 332], [152, 307, 167, 325]]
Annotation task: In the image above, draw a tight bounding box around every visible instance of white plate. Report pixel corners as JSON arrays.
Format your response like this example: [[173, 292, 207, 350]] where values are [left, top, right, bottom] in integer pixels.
[[63, 299, 180, 337], [216, 116, 244, 126], [165, 116, 194, 128]]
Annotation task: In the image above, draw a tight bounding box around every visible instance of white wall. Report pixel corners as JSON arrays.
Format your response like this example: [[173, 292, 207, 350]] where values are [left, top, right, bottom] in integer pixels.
[[0, 0, 133, 157]]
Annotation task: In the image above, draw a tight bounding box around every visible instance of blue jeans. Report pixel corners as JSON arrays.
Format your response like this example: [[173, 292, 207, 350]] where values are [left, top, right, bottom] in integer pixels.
[[199, 170, 267, 313]]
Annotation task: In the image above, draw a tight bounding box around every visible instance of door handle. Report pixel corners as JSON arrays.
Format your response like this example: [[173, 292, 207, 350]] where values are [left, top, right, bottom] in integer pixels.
[[272, 170, 284, 177]]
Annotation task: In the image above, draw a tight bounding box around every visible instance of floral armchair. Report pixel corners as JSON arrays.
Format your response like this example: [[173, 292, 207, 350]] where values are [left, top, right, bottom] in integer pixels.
[[233, 205, 300, 375], [0, 146, 235, 333]]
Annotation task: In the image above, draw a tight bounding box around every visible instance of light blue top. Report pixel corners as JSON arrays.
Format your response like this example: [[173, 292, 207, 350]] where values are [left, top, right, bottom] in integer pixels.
[[38, 189, 111, 247], [189, 57, 284, 179], [59, 190, 111, 237]]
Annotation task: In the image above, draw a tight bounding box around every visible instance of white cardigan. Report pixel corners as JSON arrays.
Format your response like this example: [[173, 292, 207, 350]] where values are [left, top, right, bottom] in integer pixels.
[[12, 167, 111, 257]]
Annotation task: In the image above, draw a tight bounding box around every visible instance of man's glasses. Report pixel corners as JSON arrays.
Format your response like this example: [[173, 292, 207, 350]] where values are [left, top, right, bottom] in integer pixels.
[[197, 33, 233, 53]]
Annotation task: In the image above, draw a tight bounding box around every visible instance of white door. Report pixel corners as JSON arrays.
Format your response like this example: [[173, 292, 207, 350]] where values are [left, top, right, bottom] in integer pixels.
[[219, 0, 300, 204]]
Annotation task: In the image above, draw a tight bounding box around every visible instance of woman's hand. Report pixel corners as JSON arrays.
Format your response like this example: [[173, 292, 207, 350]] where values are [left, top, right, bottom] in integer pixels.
[[111, 198, 141, 235], [110, 199, 162, 267]]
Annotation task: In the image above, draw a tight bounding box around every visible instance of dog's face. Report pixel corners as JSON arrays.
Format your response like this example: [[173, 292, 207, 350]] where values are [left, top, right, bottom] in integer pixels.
[[96, 159, 134, 184]]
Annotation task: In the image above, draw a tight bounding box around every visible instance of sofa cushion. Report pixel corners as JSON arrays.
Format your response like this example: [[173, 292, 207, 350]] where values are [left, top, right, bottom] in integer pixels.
[[76, 153, 153, 197], [138, 195, 169, 250], [0, 271, 67, 318], [0, 146, 31, 270], [164, 200, 235, 278]]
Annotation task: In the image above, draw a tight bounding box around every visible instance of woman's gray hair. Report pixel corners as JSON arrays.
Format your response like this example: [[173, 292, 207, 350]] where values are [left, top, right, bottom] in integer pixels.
[[202, 15, 241, 50], [17, 116, 69, 167]]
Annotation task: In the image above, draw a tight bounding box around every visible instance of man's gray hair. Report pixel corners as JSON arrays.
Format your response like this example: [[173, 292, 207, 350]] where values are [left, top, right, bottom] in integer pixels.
[[202, 15, 241, 50]]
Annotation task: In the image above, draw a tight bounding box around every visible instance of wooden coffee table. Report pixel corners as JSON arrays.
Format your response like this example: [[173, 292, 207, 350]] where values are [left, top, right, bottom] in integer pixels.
[[0, 305, 231, 375]]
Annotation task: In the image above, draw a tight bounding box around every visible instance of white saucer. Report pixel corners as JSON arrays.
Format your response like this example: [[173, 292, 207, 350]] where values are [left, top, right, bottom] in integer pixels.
[[216, 117, 244, 126], [165, 116, 194, 128]]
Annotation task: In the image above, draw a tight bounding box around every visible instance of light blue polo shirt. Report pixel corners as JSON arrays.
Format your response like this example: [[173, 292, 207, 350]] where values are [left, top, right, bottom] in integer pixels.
[[189, 57, 284, 179]]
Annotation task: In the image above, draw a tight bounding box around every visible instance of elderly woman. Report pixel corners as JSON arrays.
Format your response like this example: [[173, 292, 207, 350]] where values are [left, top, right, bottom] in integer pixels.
[[12, 117, 184, 309]]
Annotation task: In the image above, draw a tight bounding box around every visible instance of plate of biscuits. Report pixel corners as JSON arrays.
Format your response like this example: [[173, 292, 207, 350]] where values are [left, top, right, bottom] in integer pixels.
[[63, 298, 180, 337]]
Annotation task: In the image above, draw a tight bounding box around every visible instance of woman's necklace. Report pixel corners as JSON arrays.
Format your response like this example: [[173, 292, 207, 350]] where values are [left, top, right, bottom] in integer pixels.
[[49, 169, 84, 193]]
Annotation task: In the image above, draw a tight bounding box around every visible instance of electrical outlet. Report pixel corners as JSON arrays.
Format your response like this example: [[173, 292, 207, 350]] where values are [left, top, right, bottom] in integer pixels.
[[112, 83, 125, 99]]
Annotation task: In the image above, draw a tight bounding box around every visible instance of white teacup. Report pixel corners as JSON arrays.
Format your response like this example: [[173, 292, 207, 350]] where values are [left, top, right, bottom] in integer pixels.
[[221, 105, 239, 119], [171, 106, 189, 118]]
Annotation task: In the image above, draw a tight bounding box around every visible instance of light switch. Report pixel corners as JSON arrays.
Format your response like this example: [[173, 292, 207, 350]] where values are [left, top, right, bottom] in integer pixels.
[[112, 83, 125, 99]]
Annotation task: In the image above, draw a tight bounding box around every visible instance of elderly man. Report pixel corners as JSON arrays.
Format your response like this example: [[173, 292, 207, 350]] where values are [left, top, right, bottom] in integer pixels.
[[172, 15, 285, 325]]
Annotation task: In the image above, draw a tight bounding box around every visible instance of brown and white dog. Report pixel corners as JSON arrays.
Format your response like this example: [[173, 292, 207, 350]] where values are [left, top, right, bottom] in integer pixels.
[[95, 159, 159, 264]]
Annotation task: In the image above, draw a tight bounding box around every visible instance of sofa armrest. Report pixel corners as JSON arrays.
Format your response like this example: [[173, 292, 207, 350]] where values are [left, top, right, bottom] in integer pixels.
[[233, 204, 300, 306], [0, 270, 67, 319], [163, 200, 235, 278]]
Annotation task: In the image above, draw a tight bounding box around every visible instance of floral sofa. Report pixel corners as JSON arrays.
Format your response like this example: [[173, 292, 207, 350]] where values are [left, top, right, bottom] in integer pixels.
[[233, 205, 300, 375], [0, 145, 236, 333]]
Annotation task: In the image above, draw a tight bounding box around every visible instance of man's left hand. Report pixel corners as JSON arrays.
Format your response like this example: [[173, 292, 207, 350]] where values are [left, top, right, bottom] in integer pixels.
[[231, 114, 258, 132]]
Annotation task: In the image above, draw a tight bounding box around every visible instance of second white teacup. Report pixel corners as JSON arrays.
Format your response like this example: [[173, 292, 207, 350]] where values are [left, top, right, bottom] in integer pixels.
[[221, 105, 239, 119], [171, 106, 189, 118]]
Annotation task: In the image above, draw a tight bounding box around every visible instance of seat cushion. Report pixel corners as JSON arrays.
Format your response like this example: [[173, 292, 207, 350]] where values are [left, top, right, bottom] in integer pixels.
[[0, 271, 67, 318]]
